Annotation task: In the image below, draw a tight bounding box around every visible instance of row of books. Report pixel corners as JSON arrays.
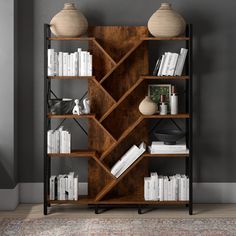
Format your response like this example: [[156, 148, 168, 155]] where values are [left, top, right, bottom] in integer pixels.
[[47, 127, 71, 154], [153, 48, 188, 76], [144, 173, 189, 201], [50, 172, 78, 200], [48, 48, 93, 76], [149, 142, 189, 154], [111, 142, 146, 178]]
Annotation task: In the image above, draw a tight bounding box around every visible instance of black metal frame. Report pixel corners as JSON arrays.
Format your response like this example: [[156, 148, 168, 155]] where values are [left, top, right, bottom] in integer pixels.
[[43, 24, 193, 215]]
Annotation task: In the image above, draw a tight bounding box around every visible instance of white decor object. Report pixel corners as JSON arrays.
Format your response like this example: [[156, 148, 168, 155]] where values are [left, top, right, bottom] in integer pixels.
[[50, 3, 88, 37], [170, 86, 178, 115], [72, 99, 82, 115], [82, 98, 90, 114], [148, 3, 186, 38], [160, 102, 167, 115], [139, 96, 158, 115]]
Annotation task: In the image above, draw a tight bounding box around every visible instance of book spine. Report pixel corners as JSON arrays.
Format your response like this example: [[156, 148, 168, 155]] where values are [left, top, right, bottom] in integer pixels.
[[58, 52, 63, 76], [77, 48, 82, 76], [48, 49, 54, 76], [158, 178, 164, 201], [157, 55, 165, 76], [88, 54, 92, 76], [74, 177, 78, 200], [167, 53, 179, 76], [162, 52, 172, 76], [175, 48, 188, 76]]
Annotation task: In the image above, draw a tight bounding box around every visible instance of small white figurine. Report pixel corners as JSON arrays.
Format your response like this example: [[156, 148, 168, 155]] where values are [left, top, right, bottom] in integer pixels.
[[82, 98, 90, 114], [72, 99, 82, 115]]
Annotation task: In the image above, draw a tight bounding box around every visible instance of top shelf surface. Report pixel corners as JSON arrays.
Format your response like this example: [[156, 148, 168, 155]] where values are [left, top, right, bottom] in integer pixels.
[[47, 36, 190, 41]]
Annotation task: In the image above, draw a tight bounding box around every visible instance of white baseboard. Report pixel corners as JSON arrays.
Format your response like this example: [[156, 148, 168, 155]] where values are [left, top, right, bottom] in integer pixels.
[[1, 182, 236, 210], [0, 184, 19, 210]]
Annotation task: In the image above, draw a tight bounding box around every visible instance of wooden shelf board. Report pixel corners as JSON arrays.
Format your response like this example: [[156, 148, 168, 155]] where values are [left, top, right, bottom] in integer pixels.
[[49, 196, 95, 205], [143, 114, 190, 119], [47, 76, 95, 80], [48, 114, 96, 119], [48, 150, 96, 158], [142, 37, 190, 41], [48, 37, 95, 41], [143, 153, 189, 158], [141, 75, 190, 80]]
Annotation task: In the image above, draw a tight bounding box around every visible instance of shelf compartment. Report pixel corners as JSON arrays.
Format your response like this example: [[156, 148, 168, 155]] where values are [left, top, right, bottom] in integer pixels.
[[47, 114, 96, 119], [142, 37, 190, 41]]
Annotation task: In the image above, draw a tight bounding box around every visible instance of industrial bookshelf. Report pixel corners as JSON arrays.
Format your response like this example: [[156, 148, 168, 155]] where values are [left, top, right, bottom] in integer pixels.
[[44, 24, 193, 215]]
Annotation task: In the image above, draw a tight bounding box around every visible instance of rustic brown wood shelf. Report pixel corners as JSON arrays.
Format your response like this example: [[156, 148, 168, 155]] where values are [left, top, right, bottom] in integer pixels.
[[48, 150, 96, 158], [44, 24, 193, 215], [142, 36, 190, 41], [48, 37, 95, 41], [141, 75, 190, 80], [47, 114, 96, 119], [143, 153, 189, 158]]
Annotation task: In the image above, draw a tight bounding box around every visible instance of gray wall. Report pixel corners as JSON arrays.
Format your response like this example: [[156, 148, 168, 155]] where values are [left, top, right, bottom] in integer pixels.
[[0, 0, 17, 188], [15, 0, 236, 184]]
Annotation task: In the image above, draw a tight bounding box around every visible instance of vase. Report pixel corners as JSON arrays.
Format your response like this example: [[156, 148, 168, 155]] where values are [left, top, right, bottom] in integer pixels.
[[147, 3, 186, 37], [50, 3, 88, 37], [139, 96, 158, 115]]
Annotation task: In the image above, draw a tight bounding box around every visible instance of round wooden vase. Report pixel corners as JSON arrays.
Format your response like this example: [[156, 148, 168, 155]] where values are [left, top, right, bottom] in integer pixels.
[[50, 3, 88, 37], [148, 3, 186, 37], [139, 96, 158, 115]]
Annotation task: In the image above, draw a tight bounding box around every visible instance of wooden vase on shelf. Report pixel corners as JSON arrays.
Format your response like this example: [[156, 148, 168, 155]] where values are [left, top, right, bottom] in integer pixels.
[[50, 3, 88, 37], [147, 3, 186, 37], [139, 96, 158, 115]]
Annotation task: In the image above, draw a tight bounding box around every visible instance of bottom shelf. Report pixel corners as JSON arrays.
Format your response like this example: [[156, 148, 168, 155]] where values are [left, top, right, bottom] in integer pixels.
[[48, 196, 188, 205]]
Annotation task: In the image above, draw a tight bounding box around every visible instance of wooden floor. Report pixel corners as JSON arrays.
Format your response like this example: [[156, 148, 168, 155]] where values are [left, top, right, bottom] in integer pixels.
[[1, 204, 236, 219]]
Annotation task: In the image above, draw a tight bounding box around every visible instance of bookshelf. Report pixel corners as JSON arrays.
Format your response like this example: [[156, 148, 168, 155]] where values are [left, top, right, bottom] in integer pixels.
[[44, 24, 193, 215]]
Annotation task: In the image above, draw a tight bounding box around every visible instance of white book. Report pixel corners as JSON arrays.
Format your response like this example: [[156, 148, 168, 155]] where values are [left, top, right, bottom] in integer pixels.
[[150, 172, 158, 200], [167, 179, 172, 201], [63, 53, 69, 76], [167, 53, 179, 76], [144, 177, 151, 200], [81, 51, 87, 76], [164, 52, 173, 76], [74, 176, 78, 200], [179, 176, 186, 201], [54, 130, 60, 153], [58, 52, 63, 76], [172, 176, 178, 201], [163, 177, 168, 201], [161, 52, 172, 76], [151, 142, 187, 150], [59, 175, 65, 200], [47, 130, 53, 153], [74, 53, 78, 76], [65, 175, 68, 200], [149, 147, 189, 155], [57, 175, 62, 200], [48, 49, 55, 76], [54, 52, 59, 76], [68, 172, 74, 200], [111, 145, 140, 176], [88, 54, 92, 76], [85, 52, 89, 76], [115, 142, 146, 178], [77, 48, 82, 76], [158, 177, 164, 201], [174, 48, 188, 76], [186, 177, 189, 201], [49, 176, 56, 200], [157, 55, 166, 76]]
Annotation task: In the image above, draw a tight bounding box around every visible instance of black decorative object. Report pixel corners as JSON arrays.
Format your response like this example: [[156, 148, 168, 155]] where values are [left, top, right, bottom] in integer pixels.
[[48, 99, 74, 115], [154, 129, 185, 145]]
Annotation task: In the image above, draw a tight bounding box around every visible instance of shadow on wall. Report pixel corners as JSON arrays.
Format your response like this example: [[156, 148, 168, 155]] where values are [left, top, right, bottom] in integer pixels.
[[0, 161, 14, 188], [190, 10, 214, 182]]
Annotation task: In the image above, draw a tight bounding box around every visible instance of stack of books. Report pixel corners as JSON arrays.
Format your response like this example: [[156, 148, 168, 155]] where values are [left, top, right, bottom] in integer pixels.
[[153, 48, 188, 76], [149, 142, 189, 154], [47, 127, 71, 154], [144, 173, 189, 201], [50, 172, 78, 200], [48, 48, 93, 76], [111, 142, 146, 178]]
